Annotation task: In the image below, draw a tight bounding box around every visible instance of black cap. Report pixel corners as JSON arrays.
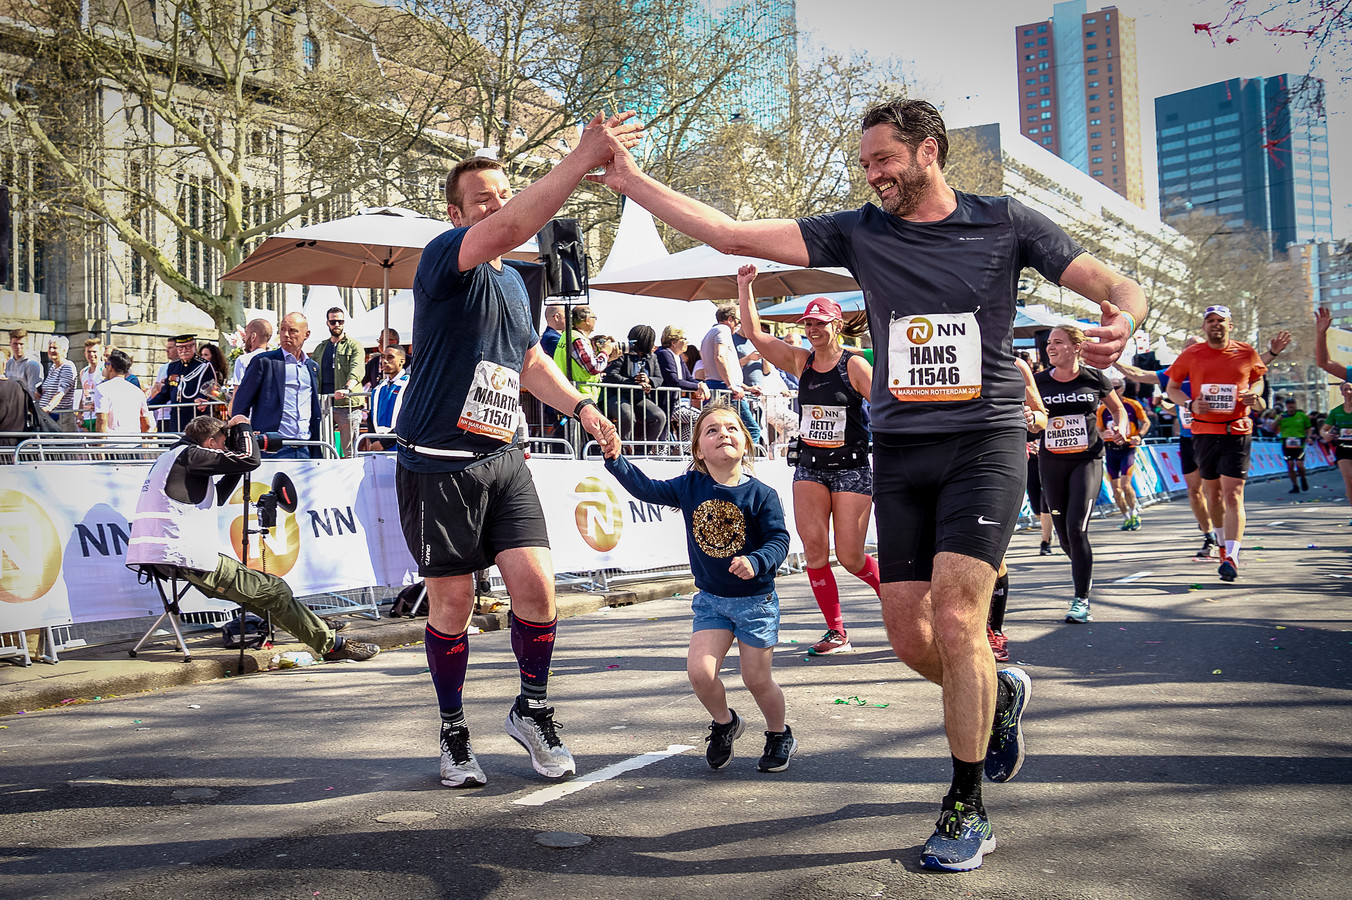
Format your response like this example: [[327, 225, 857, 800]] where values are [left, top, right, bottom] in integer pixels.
[[174, 334, 197, 344]]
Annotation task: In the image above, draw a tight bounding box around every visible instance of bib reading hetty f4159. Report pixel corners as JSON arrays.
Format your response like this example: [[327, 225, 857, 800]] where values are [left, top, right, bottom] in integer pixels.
[[800, 405, 848, 448], [887, 312, 982, 402], [458, 360, 519, 442]]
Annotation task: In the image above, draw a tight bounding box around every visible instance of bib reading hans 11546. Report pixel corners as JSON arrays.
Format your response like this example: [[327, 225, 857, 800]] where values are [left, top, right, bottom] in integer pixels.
[[887, 312, 982, 402], [458, 360, 520, 442]]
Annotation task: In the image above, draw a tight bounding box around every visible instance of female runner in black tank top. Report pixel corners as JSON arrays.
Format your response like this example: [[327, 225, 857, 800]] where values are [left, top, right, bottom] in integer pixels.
[[1035, 325, 1129, 625], [736, 264, 879, 656]]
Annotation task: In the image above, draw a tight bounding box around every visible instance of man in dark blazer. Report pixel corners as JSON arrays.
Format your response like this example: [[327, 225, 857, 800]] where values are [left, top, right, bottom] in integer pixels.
[[231, 312, 322, 458]]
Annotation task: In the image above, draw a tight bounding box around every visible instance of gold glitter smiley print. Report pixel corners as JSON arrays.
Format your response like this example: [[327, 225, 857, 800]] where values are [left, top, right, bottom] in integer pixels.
[[692, 498, 746, 558]]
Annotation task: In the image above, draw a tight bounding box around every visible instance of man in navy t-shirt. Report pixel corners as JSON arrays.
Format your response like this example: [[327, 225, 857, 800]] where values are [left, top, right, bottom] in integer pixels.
[[588, 98, 1147, 872], [396, 113, 640, 791]]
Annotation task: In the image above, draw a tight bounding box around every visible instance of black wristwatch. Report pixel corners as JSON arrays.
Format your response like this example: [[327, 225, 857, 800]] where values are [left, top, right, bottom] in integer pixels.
[[574, 397, 597, 418]]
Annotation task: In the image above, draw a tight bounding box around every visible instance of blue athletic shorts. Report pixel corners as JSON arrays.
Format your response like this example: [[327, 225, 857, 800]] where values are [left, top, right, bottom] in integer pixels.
[[692, 589, 779, 648]]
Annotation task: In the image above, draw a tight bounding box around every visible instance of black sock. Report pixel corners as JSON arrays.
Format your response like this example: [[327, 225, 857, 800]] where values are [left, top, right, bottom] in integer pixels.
[[945, 756, 984, 812], [988, 572, 1010, 633], [440, 707, 466, 730]]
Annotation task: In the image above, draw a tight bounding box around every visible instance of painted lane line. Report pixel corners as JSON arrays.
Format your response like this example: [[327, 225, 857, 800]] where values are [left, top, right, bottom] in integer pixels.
[[1112, 571, 1153, 584], [514, 744, 696, 806]]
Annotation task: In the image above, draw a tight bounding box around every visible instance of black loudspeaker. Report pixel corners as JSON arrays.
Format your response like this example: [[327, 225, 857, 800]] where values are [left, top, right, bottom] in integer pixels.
[[0, 186, 11, 284], [536, 217, 587, 297], [1033, 329, 1051, 368]]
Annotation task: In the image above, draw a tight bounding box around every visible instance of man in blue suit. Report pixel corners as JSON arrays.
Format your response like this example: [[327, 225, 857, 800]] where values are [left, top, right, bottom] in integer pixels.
[[231, 312, 321, 459]]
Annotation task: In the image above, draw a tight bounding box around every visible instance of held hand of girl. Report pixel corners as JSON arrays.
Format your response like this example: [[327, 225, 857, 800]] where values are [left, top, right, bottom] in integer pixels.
[[728, 556, 755, 580]]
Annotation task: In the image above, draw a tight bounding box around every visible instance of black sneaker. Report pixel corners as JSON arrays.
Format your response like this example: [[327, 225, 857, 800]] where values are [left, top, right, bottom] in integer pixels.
[[1301, 475, 1310, 491], [757, 726, 798, 772], [1194, 535, 1216, 559], [1289, 484, 1301, 493], [705, 709, 745, 769], [1039, 541, 1052, 556], [322, 638, 379, 661]]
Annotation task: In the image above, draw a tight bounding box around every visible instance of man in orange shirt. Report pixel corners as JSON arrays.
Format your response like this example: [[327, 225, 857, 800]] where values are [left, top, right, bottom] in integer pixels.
[[1164, 305, 1267, 582]]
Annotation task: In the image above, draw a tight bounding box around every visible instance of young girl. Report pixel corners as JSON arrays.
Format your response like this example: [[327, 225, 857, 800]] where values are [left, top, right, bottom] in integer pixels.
[[604, 403, 796, 772]]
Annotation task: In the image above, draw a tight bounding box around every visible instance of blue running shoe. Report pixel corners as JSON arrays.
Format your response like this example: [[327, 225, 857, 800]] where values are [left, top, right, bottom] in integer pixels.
[[1218, 559, 1238, 582], [921, 802, 996, 871], [1065, 597, 1092, 623], [986, 667, 1031, 783]]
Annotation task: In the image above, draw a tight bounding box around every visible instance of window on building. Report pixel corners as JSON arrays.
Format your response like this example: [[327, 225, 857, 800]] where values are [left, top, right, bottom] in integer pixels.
[[1086, 30, 1096, 36], [1040, 74, 1050, 82], [1041, 112, 1052, 120], [1091, 144, 1102, 151], [1086, 55, 1097, 62], [1024, 41, 1033, 48], [1092, 169, 1104, 176], [1039, 50, 1048, 57], [1088, 68, 1098, 75], [1037, 24, 1046, 32], [1086, 43, 1097, 49], [1090, 131, 1101, 138], [1089, 94, 1099, 100], [1041, 87, 1050, 95], [1043, 137, 1053, 145], [1038, 37, 1047, 45], [1161, 125, 1185, 136], [1040, 99, 1051, 107], [1089, 106, 1100, 113], [1092, 156, 1103, 164], [1027, 90, 1037, 98], [302, 34, 320, 70], [177, 175, 217, 292], [1089, 118, 1101, 125]]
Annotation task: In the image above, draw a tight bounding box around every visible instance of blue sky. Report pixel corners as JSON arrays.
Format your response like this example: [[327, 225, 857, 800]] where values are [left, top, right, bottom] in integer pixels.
[[797, 0, 1350, 235]]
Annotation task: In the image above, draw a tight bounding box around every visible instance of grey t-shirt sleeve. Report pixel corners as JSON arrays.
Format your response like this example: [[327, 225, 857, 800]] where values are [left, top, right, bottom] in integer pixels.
[[798, 209, 859, 270], [1008, 197, 1085, 285]]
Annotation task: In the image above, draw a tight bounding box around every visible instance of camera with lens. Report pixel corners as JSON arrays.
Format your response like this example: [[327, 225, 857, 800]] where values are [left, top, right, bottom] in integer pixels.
[[253, 472, 297, 531]]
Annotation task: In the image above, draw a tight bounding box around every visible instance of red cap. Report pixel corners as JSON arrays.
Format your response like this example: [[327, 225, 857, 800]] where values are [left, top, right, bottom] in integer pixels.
[[797, 297, 844, 324]]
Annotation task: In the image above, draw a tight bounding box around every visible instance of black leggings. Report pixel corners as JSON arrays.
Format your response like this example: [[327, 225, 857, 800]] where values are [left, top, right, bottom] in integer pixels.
[[1038, 452, 1103, 599]]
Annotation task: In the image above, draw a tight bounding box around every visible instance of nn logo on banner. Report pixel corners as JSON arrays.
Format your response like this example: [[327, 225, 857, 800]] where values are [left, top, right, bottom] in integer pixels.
[[0, 490, 62, 603], [228, 481, 301, 576], [574, 476, 623, 552]]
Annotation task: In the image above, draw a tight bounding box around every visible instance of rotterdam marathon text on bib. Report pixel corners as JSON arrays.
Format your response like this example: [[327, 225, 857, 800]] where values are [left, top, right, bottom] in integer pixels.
[[458, 360, 520, 442], [887, 313, 982, 401]]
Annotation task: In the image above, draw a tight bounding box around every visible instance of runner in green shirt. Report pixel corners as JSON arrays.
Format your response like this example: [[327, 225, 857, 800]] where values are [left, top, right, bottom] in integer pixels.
[[1320, 383, 1352, 522], [1276, 397, 1314, 492]]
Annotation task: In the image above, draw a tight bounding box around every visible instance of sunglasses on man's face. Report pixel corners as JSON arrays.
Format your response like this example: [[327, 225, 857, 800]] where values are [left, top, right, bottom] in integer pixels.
[[329, 319, 344, 326]]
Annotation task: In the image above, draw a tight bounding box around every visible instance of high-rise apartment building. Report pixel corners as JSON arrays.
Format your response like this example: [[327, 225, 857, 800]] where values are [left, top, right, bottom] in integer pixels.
[[1014, 1, 1144, 208], [1156, 75, 1334, 255]]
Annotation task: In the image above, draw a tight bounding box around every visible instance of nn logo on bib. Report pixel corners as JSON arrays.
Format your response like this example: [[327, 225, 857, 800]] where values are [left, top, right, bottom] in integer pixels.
[[906, 317, 968, 345], [574, 476, 624, 552]]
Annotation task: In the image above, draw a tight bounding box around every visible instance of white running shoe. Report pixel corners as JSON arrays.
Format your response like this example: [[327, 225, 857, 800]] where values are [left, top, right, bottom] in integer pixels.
[[506, 704, 577, 778], [439, 724, 487, 788]]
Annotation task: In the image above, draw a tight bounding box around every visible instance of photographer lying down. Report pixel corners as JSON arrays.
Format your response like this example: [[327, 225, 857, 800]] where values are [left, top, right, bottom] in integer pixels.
[[126, 414, 379, 662]]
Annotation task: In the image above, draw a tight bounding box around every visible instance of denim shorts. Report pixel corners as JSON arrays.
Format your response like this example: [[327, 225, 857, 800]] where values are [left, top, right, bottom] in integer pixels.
[[692, 589, 780, 649]]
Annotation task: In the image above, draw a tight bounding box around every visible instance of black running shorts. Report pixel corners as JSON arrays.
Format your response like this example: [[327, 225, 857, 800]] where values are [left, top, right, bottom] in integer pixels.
[[1179, 435, 1197, 476], [872, 428, 1027, 583], [396, 448, 550, 578], [1281, 442, 1307, 462], [1192, 433, 1252, 481]]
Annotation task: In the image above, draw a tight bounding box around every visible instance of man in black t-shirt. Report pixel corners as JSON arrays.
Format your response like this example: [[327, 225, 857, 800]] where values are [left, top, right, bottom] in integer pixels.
[[397, 114, 639, 792], [589, 98, 1147, 872]]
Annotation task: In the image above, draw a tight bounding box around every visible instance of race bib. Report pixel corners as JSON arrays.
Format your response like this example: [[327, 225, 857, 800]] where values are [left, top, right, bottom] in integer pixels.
[[457, 360, 520, 442], [800, 404, 847, 448], [1179, 404, 1193, 428], [887, 313, 982, 401], [1045, 414, 1090, 454], [1198, 383, 1237, 414], [1340, 428, 1352, 444], [1285, 437, 1303, 449]]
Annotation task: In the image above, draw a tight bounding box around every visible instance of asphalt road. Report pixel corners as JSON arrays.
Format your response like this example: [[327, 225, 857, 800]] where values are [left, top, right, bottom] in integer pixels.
[[2, 475, 1350, 900]]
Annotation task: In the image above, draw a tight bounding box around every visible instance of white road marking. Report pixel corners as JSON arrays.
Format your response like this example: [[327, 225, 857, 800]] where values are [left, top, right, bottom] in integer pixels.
[[1265, 521, 1286, 526], [1113, 571, 1153, 583], [514, 744, 696, 806]]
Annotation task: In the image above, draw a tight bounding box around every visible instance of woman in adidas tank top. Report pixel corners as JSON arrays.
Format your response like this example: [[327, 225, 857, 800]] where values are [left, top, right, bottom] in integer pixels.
[[1034, 325, 1129, 625], [736, 265, 881, 656]]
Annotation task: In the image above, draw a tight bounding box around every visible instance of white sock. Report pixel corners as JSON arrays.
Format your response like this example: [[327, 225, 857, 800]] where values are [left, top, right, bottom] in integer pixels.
[[1225, 540, 1241, 562], [1212, 528, 1224, 546]]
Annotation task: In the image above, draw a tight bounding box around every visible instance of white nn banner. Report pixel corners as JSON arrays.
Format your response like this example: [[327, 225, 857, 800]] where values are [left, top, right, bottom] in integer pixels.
[[2, 454, 828, 634]]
